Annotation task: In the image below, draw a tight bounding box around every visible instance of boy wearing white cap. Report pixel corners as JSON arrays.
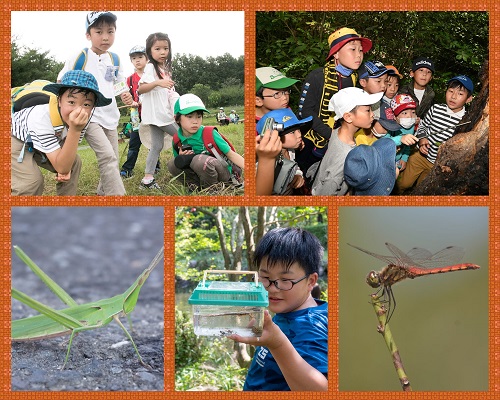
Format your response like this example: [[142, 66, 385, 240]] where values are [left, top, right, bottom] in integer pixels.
[[310, 87, 383, 195], [58, 12, 133, 195]]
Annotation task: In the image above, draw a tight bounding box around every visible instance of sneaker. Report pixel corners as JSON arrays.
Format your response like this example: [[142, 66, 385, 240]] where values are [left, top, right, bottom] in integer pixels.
[[140, 178, 161, 190], [120, 170, 134, 179]]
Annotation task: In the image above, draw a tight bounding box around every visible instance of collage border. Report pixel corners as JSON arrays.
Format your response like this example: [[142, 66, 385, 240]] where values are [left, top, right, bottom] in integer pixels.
[[3, 1, 496, 399]]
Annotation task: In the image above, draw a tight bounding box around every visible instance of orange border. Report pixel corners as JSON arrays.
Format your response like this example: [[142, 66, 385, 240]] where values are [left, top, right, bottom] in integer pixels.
[[4, 1, 496, 399]]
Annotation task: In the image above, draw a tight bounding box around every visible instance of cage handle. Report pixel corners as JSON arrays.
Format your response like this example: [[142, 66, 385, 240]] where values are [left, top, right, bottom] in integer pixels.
[[203, 270, 259, 286]]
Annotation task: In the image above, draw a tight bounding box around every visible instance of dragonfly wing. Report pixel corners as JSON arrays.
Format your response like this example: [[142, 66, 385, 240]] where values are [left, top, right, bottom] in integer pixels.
[[384, 242, 417, 267], [416, 246, 465, 268], [348, 243, 399, 265], [405, 247, 433, 261]]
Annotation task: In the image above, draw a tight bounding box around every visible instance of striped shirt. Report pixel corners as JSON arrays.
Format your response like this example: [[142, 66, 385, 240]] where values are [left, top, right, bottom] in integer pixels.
[[11, 104, 85, 154], [415, 103, 466, 164]]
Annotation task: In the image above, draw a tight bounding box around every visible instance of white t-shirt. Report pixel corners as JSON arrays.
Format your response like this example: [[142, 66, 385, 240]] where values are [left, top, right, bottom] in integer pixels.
[[11, 104, 85, 153], [58, 48, 125, 129], [139, 63, 178, 126], [414, 88, 425, 104]]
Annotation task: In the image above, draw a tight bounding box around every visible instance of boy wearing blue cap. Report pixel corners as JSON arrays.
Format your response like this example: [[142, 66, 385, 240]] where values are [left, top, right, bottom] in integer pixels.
[[399, 57, 436, 120], [11, 70, 112, 195], [396, 75, 473, 193], [58, 12, 133, 195], [256, 108, 312, 195], [167, 94, 244, 191]]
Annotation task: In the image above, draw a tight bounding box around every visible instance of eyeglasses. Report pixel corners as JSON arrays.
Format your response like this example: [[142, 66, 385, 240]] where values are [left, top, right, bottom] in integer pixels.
[[261, 90, 292, 99], [259, 274, 309, 291]]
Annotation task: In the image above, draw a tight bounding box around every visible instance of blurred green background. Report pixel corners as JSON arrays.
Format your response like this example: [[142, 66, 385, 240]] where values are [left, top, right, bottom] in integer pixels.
[[339, 207, 488, 391]]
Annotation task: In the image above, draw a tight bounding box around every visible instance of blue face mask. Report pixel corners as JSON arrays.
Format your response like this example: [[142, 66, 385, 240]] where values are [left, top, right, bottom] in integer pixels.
[[335, 63, 353, 76]]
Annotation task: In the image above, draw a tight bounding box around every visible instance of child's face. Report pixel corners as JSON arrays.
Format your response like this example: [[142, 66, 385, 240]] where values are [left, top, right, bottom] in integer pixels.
[[385, 76, 399, 99], [256, 88, 290, 114], [281, 129, 302, 149], [150, 40, 170, 64], [130, 54, 147, 71], [410, 68, 433, 90], [395, 108, 416, 123], [179, 112, 203, 135], [347, 105, 374, 129], [258, 259, 317, 314], [58, 90, 96, 125], [333, 39, 364, 70], [359, 74, 387, 94], [86, 22, 116, 55], [445, 85, 472, 112]]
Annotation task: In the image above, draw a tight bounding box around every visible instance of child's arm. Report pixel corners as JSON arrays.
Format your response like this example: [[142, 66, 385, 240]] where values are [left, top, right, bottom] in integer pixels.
[[45, 107, 88, 175], [225, 149, 244, 170], [230, 311, 328, 391], [138, 79, 175, 94], [256, 130, 282, 195]]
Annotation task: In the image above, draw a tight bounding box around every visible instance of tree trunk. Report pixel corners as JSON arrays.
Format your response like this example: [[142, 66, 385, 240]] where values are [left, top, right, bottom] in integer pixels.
[[410, 61, 489, 195]]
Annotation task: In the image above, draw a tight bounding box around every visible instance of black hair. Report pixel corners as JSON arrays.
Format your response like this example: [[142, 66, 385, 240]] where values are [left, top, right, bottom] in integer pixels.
[[447, 80, 472, 97], [57, 87, 96, 105], [86, 15, 116, 35], [174, 110, 204, 124], [145, 32, 173, 81], [256, 87, 265, 98], [130, 52, 147, 59], [253, 227, 324, 275]]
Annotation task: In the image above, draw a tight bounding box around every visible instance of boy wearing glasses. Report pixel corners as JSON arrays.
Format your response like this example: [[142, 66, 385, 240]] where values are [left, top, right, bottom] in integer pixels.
[[229, 227, 328, 391], [255, 67, 299, 124]]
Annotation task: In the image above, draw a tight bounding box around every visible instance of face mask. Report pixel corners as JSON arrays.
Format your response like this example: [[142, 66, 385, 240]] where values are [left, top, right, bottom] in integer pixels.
[[335, 64, 353, 76], [371, 127, 386, 138], [399, 117, 416, 129]]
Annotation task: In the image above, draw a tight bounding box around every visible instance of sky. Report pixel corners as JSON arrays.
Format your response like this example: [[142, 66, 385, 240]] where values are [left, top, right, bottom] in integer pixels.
[[11, 11, 244, 76]]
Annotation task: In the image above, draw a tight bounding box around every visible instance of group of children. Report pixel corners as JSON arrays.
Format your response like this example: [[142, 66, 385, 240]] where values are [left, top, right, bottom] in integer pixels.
[[11, 11, 244, 196], [256, 27, 474, 196]]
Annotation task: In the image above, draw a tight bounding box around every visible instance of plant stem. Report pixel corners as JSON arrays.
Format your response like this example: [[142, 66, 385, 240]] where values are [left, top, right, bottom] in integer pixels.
[[371, 293, 412, 392]]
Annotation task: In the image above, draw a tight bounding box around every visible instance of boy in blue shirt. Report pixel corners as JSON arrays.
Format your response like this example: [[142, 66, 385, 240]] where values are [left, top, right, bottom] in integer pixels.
[[229, 227, 328, 391]]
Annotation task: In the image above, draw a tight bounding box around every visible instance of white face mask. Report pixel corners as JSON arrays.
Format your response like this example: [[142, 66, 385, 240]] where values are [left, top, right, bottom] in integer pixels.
[[371, 127, 386, 138], [399, 117, 416, 129]]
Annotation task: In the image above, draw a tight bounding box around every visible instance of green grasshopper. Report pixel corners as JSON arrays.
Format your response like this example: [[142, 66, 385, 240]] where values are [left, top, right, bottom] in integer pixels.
[[11, 245, 164, 369]]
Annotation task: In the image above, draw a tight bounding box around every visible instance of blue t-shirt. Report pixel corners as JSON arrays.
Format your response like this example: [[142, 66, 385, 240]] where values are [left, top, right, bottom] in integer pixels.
[[243, 300, 328, 391]]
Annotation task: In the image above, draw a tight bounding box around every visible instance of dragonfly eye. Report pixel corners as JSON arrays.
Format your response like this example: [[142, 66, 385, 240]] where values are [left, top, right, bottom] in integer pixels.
[[366, 270, 381, 288]]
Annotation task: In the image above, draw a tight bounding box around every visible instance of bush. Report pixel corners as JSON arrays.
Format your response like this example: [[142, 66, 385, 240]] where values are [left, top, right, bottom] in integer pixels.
[[175, 309, 204, 369]]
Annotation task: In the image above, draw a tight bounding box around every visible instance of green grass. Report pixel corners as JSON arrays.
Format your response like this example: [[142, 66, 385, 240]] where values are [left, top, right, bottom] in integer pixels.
[[41, 107, 244, 196]]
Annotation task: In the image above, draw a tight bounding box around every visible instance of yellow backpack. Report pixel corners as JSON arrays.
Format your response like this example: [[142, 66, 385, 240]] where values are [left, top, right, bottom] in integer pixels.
[[11, 80, 64, 132]]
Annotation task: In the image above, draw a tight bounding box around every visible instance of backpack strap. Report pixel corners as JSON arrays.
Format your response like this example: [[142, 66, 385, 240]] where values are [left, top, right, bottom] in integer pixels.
[[172, 131, 181, 153], [202, 126, 242, 185], [73, 48, 120, 77]]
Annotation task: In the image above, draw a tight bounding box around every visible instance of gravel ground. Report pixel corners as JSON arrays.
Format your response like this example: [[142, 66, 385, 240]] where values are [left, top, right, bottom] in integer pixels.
[[11, 207, 164, 391]]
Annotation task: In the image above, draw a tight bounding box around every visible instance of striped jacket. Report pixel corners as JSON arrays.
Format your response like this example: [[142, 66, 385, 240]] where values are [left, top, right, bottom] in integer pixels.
[[415, 103, 466, 164]]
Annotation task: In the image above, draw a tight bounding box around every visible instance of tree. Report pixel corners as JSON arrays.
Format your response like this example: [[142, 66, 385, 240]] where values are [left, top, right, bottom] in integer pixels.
[[256, 12, 488, 106], [175, 206, 328, 368], [11, 38, 63, 87]]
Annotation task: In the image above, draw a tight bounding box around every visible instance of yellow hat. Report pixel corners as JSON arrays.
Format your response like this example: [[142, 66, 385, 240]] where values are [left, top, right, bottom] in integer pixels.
[[327, 27, 372, 60]]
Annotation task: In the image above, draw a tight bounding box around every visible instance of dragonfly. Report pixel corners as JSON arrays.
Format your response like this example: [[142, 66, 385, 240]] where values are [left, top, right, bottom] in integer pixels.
[[348, 242, 480, 322]]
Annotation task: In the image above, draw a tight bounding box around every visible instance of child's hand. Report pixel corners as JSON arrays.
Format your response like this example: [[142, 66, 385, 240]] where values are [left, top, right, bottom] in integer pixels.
[[68, 107, 90, 132], [400, 134, 418, 146], [120, 91, 134, 106], [179, 148, 195, 155], [228, 310, 286, 351], [256, 129, 282, 160], [291, 174, 305, 189], [157, 79, 175, 89], [55, 171, 71, 182], [418, 138, 430, 155], [398, 160, 407, 171]]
